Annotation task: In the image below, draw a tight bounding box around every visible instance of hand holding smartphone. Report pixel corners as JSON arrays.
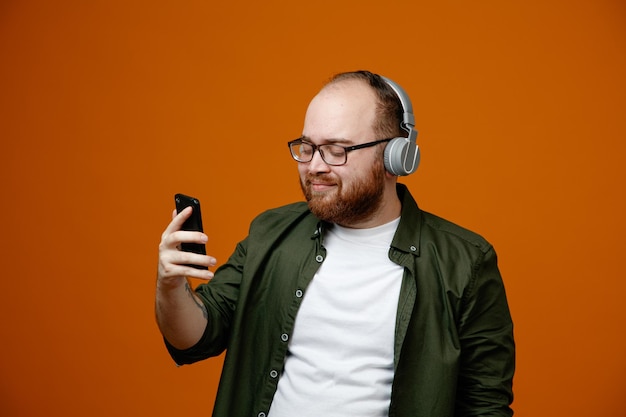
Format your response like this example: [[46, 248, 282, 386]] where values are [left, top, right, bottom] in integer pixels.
[[174, 193, 208, 270]]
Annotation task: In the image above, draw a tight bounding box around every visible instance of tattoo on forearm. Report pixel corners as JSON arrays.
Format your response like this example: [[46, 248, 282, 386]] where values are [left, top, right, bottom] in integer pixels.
[[185, 282, 208, 319]]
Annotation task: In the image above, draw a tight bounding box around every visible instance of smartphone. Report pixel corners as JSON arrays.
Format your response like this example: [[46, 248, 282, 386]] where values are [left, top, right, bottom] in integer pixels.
[[174, 193, 208, 269]]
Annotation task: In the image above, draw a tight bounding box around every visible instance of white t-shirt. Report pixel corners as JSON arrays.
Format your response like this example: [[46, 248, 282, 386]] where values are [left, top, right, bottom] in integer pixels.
[[268, 218, 404, 417]]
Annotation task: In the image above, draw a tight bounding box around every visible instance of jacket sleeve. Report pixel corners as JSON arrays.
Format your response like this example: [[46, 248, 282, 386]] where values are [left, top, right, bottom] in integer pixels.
[[455, 245, 515, 416], [164, 237, 248, 365]]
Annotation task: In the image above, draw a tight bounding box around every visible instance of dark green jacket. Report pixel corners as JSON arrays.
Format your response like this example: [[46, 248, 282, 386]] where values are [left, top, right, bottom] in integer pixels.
[[166, 184, 515, 417]]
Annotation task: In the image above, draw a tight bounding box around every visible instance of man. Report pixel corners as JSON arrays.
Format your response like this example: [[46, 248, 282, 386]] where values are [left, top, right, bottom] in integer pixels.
[[156, 70, 515, 417]]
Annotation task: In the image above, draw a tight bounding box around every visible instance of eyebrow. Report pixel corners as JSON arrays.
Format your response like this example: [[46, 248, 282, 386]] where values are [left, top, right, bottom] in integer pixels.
[[299, 136, 353, 145]]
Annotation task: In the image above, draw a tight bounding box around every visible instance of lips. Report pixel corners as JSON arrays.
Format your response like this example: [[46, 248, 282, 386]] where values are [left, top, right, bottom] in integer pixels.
[[310, 182, 336, 192], [306, 175, 338, 192]]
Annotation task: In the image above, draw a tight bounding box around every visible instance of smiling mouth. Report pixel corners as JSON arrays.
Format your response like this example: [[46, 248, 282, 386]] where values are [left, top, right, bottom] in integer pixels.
[[310, 182, 336, 192], [304, 173, 338, 193]]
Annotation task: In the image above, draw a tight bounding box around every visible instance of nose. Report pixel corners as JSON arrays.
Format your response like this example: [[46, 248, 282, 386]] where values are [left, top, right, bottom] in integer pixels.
[[307, 148, 331, 174]]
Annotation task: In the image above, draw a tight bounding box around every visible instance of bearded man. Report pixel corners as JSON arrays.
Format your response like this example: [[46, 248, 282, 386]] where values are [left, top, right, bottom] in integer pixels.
[[155, 70, 515, 417]]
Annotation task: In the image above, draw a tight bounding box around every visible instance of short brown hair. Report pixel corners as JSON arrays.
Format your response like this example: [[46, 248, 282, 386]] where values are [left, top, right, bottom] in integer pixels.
[[327, 70, 404, 139]]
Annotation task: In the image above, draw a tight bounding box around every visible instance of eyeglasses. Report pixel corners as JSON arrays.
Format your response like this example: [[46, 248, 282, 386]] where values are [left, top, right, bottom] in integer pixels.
[[287, 137, 393, 166]]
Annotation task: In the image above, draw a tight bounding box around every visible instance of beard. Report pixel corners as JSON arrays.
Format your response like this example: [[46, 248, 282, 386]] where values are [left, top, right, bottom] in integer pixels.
[[300, 159, 387, 226]]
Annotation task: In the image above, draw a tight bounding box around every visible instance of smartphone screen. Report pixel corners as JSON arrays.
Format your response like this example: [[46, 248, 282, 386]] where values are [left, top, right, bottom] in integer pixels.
[[174, 193, 208, 269]]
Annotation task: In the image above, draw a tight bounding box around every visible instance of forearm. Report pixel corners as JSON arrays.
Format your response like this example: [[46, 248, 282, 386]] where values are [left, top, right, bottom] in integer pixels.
[[155, 277, 209, 350]]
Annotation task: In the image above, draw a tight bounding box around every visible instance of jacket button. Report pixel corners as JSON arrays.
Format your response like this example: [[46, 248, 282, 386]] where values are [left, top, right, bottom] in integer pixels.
[[315, 255, 324, 262], [270, 369, 278, 378], [295, 289, 303, 298], [410, 245, 417, 252], [281, 333, 289, 342]]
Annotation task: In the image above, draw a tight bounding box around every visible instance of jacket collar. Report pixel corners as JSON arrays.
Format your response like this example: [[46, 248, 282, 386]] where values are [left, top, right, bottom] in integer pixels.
[[391, 183, 422, 256]]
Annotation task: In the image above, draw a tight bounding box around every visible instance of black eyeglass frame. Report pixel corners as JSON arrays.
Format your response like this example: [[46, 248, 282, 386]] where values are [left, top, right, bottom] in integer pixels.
[[287, 137, 393, 166]]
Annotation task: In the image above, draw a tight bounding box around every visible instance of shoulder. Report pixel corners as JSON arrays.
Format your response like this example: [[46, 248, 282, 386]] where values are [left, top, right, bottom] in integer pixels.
[[395, 183, 493, 257], [420, 211, 492, 254], [252, 201, 311, 223], [248, 201, 316, 236]]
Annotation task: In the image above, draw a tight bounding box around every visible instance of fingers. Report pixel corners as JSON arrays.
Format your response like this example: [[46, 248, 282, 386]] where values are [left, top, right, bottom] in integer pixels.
[[158, 248, 216, 282], [165, 206, 193, 236], [166, 229, 208, 246], [158, 239, 216, 282], [158, 207, 215, 283], [161, 207, 208, 252]]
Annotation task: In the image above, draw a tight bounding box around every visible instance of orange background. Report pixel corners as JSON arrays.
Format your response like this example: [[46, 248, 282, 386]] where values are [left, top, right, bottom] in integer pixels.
[[1, 1, 625, 416]]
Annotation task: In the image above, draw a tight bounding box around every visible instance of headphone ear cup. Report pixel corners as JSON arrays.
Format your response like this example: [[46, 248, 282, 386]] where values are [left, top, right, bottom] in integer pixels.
[[384, 137, 421, 176]]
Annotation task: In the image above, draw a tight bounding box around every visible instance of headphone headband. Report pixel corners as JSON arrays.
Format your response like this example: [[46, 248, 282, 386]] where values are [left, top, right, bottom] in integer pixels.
[[380, 76, 417, 143]]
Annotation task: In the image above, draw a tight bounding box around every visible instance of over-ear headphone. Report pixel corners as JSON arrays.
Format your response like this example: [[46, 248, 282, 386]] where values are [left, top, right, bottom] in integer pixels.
[[380, 76, 420, 176]]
